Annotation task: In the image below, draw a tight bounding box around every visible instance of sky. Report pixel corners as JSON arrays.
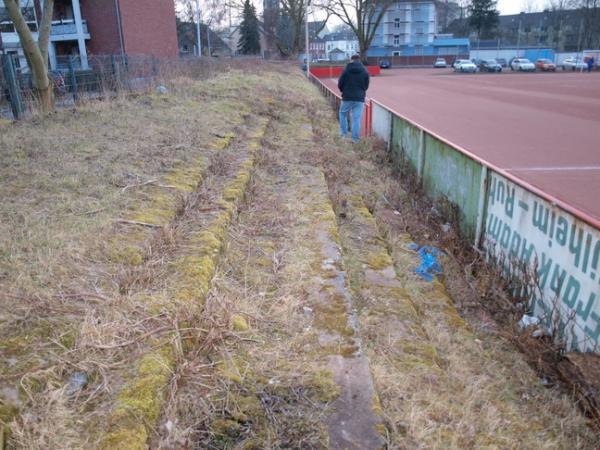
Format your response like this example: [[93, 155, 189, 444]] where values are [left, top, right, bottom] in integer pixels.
[[498, 0, 539, 15]]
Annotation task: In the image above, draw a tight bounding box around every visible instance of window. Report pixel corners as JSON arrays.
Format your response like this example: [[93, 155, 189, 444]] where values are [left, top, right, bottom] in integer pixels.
[[393, 35, 400, 46], [393, 51, 400, 56], [394, 18, 400, 29]]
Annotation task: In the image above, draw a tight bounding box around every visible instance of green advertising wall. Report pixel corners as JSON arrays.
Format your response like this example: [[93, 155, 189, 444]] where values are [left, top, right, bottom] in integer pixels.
[[391, 116, 484, 241]]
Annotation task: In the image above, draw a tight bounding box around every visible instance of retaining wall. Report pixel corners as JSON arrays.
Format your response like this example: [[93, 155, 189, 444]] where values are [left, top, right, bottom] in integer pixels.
[[313, 75, 600, 352]]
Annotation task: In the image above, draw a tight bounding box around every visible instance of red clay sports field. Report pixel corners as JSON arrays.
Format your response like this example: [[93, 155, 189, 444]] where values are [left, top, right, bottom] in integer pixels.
[[322, 69, 600, 223]]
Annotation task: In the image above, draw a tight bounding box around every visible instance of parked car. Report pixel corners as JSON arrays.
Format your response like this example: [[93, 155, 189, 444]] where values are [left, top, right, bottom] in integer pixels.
[[454, 60, 478, 73], [433, 58, 447, 68], [379, 59, 391, 69], [510, 58, 536, 71], [535, 58, 556, 71], [496, 58, 508, 67], [480, 59, 502, 72], [561, 57, 587, 71], [471, 58, 483, 67]]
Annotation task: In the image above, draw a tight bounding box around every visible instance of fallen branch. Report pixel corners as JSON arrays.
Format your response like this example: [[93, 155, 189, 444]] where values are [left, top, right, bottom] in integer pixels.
[[114, 219, 162, 228], [121, 178, 159, 193]]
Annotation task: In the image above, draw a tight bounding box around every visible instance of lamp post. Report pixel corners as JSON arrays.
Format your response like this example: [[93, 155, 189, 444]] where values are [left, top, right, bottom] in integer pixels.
[[196, 0, 203, 56], [305, 0, 311, 77]]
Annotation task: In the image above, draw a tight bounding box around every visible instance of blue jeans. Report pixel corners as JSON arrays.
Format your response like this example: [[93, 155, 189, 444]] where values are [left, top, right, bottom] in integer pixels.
[[339, 101, 364, 142]]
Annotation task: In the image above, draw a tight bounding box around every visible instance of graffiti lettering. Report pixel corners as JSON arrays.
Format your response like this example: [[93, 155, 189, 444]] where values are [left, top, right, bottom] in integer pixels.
[[485, 173, 600, 351]]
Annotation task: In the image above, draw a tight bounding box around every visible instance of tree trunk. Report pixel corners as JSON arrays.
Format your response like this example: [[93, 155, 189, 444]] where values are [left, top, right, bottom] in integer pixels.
[[4, 0, 55, 114], [34, 83, 54, 113]]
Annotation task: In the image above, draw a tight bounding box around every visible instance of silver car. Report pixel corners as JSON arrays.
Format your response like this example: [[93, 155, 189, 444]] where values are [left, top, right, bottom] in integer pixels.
[[510, 58, 536, 71], [561, 57, 587, 71], [454, 60, 478, 73]]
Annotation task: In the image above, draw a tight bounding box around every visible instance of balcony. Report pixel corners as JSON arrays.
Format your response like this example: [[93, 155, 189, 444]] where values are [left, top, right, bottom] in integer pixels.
[[51, 19, 89, 37]]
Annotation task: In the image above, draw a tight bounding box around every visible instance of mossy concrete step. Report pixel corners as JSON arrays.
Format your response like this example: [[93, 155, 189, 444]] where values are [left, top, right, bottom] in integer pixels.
[[97, 118, 269, 450], [333, 194, 444, 443], [294, 167, 384, 449]]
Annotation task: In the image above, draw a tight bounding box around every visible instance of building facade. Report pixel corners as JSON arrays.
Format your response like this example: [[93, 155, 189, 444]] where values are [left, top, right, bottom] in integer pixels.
[[0, 0, 178, 72], [324, 32, 359, 60], [81, 0, 178, 57], [308, 37, 326, 60], [369, 0, 437, 57], [1, 0, 90, 70]]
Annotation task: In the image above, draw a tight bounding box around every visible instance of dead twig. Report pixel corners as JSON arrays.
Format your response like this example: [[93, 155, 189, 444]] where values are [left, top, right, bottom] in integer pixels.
[[114, 218, 162, 228], [120, 178, 159, 193]]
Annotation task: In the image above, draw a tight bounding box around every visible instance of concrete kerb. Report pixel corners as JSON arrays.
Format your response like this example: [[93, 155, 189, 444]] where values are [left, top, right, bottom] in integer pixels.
[[96, 118, 269, 450]]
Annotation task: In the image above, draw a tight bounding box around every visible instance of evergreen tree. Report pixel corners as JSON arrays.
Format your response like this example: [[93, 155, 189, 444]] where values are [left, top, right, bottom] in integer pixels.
[[468, 0, 499, 39], [238, 0, 261, 55]]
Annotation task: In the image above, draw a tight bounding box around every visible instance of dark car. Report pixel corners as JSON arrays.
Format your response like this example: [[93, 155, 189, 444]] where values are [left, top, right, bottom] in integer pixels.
[[480, 59, 502, 72], [379, 59, 391, 69], [496, 58, 508, 67]]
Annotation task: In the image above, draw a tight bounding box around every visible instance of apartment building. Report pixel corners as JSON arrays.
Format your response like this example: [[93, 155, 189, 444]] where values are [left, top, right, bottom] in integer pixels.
[[369, 0, 437, 56], [0, 0, 178, 72], [324, 32, 359, 61]]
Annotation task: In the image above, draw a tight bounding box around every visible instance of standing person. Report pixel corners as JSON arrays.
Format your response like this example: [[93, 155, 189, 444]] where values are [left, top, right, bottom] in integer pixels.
[[338, 54, 370, 143], [587, 56, 595, 73]]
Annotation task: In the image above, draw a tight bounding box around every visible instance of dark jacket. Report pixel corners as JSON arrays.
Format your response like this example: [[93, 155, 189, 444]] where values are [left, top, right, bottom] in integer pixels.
[[338, 61, 370, 102]]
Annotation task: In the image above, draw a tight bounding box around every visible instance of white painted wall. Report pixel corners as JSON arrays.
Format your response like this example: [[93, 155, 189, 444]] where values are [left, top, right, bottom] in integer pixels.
[[484, 172, 600, 352]]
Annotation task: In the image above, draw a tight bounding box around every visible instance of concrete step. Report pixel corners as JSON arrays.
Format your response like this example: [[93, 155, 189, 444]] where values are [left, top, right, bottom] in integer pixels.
[[156, 105, 383, 449], [97, 117, 269, 449]]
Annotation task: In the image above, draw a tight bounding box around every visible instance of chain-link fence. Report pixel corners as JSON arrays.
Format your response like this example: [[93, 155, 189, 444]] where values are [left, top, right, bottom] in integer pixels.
[[0, 53, 237, 120]]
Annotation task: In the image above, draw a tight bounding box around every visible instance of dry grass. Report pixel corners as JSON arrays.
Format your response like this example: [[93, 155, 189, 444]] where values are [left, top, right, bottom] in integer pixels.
[[303, 97, 599, 448], [156, 98, 337, 449], [0, 64, 306, 449], [3, 60, 597, 449]]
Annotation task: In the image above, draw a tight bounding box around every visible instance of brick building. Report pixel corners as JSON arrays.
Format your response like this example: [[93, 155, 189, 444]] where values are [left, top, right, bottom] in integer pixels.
[[82, 0, 178, 57], [0, 0, 178, 71]]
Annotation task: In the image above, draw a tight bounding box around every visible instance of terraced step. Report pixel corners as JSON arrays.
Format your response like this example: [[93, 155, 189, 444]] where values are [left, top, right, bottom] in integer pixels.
[[157, 103, 383, 449], [97, 117, 269, 449]]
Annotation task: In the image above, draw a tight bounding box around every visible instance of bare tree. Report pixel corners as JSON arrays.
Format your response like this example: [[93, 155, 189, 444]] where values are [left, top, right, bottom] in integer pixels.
[[318, 0, 394, 61], [521, 0, 540, 13], [577, 0, 600, 49], [4, 0, 55, 112], [275, 0, 330, 57], [545, 0, 575, 50]]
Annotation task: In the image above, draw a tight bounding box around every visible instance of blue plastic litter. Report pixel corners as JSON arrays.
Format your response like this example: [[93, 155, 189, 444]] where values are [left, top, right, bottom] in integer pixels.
[[406, 243, 445, 282]]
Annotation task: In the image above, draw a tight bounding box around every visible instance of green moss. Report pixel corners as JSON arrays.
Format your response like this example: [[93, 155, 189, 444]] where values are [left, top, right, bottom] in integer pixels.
[[97, 346, 174, 449], [108, 245, 144, 266], [307, 369, 340, 402], [0, 402, 19, 424], [399, 341, 442, 369], [162, 165, 203, 193], [366, 251, 393, 270], [211, 132, 236, 150], [174, 255, 215, 301], [232, 395, 262, 422], [355, 205, 372, 218], [97, 424, 148, 450], [190, 230, 222, 256], [132, 191, 179, 225], [115, 347, 174, 422], [222, 169, 251, 202], [232, 314, 250, 332], [211, 418, 242, 437]]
